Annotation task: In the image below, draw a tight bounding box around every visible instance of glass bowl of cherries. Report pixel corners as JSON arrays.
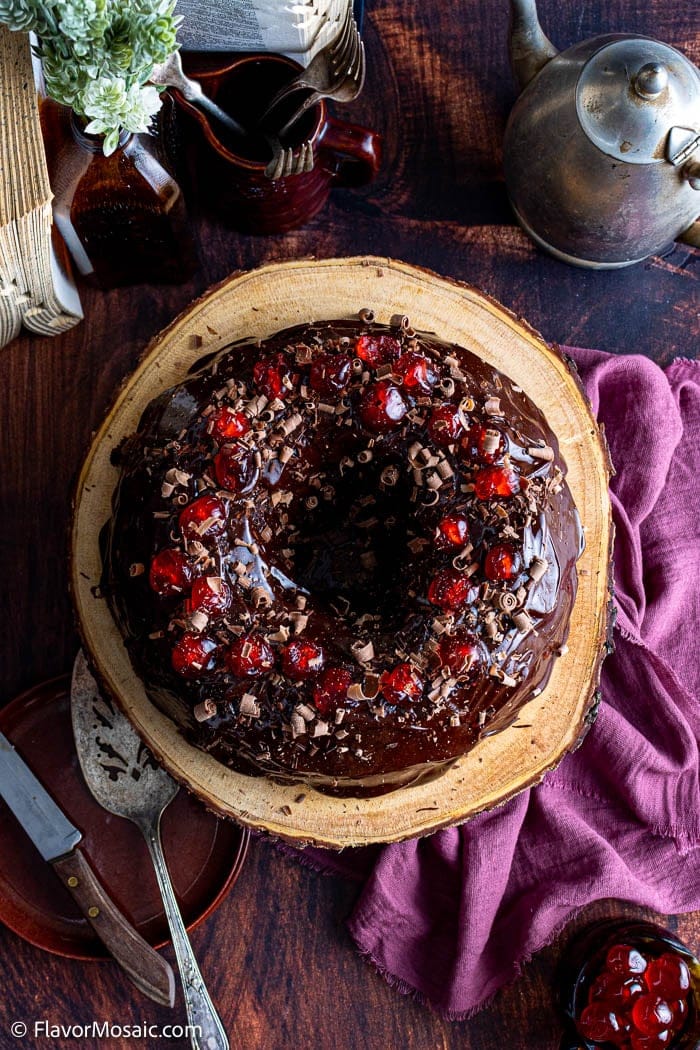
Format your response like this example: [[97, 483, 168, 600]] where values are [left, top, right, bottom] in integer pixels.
[[560, 919, 700, 1050]]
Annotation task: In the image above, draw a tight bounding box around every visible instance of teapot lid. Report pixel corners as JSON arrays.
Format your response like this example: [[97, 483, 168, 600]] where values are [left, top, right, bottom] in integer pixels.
[[576, 37, 700, 164]]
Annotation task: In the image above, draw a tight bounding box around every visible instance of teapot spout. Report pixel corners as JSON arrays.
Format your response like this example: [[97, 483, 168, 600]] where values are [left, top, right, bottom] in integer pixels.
[[509, 0, 559, 90]]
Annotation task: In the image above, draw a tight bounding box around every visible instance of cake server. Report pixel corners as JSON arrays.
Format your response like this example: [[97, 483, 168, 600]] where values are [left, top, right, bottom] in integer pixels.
[[0, 731, 175, 1007], [71, 651, 229, 1050]]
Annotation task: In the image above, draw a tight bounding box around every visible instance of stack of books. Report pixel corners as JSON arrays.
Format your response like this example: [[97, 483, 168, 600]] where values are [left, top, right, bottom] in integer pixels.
[[0, 27, 82, 351], [177, 0, 354, 63]]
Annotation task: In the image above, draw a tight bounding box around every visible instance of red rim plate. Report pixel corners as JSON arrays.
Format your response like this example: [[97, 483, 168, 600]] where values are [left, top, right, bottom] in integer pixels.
[[0, 676, 249, 960]]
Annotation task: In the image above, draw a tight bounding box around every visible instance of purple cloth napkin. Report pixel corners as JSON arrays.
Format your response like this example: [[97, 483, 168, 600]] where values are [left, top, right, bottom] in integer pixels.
[[283, 349, 700, 1019]]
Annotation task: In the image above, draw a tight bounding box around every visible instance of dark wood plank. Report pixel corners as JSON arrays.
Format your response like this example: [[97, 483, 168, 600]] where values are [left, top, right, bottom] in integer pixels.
[[0, 0, 698, 1046]]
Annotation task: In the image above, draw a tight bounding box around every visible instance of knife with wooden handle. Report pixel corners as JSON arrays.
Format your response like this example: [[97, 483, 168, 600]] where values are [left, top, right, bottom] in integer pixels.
[[0, 731, 175, 1007]]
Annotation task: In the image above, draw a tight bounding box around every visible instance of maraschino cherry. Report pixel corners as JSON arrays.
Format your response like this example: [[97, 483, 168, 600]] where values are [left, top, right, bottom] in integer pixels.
[[381, 663, 423, 704], [282, 639, 325, 679], [439, 631, 482, 678], [179, 494, 227, 538], [645, 955, 690, 999], [484, 543, 522, 581], [225, 634, 275, 677], [473, 465, 520, 500], [188, 576, 232, 615], [360, 380, 408, 432], [171, 633, 217, 677], [213, 440, 255, 493], [575, 940, 693, 1050], [207, 406, 250, 442], [149, 549, 193, 596], [253, 353, 295, 400], [578, 1002, 629, 1044], [354, 333, 401, 367], [464, 423, 506, 464], [436, 515, 470, 548], [313, 667, 353, 716], [427, 570, 478, 612], [427, 405, 464, 448], [394, 351, 439, 393], [309, 353, 352, 397]]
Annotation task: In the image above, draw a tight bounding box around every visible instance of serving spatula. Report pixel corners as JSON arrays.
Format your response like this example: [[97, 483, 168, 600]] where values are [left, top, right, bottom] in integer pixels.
[[71, 651, 228, 1050]]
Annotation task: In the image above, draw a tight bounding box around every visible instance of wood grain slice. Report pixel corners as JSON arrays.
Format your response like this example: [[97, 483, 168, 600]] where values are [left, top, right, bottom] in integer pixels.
[[71, 256, 613, 849]]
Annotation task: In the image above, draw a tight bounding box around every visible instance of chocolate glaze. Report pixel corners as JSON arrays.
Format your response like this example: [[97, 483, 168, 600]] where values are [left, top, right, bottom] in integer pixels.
[[103, 318, 583, 797]]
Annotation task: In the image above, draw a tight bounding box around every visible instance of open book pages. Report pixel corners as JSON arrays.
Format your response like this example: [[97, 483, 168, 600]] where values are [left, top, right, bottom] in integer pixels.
[[0, 27, 82, 350], [177, 0, 352, 63]]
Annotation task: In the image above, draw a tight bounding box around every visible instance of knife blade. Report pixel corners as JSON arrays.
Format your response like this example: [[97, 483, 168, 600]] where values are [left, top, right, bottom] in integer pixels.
[[0, 731, 175, 1008]]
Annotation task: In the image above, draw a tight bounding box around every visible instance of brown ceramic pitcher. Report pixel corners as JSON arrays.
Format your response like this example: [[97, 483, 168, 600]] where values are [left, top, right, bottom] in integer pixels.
[[173, 53, 382, 234]]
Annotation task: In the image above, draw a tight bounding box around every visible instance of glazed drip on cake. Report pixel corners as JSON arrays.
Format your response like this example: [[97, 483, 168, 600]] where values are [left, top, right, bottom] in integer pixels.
[[105, 314, 582, 797]]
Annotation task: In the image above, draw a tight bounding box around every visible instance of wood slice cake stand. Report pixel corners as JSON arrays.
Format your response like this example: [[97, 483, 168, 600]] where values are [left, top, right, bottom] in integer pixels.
[[71, 256, 613, 849]]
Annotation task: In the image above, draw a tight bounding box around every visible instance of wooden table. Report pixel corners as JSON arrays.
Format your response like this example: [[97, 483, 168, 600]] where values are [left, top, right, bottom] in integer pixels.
[[1, 1, 698, 1047]]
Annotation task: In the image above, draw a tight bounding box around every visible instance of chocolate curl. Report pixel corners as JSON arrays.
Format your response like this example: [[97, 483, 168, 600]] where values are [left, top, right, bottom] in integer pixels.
[[194, 699, 217, 722]]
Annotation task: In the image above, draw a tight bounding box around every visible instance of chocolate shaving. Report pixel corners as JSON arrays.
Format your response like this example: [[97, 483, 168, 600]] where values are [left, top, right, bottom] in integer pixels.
[[496, 591, 518, 613], [390, 313, 410, 329], [289, 612, 309, 634], [188, 609, 209, 632], [528, 556, 548, 581], [194, 699, 217, 722], [351, 640, 375, 663], [408, 537, 430, 554], [528, 445, 554, 461], [290, 713, 306, 738], [513, 610, 535, 634], [483, 429, 501, 456], [251, 587, 272, 609], [239, 694, 260, 718]]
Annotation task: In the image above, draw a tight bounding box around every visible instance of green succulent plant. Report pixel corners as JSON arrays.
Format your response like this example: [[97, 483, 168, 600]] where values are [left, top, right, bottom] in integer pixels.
[[0, 0, 181, 153]]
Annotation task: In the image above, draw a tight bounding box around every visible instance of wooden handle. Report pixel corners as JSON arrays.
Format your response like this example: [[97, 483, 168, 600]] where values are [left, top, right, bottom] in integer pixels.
[[52, 849, 175, 1007]]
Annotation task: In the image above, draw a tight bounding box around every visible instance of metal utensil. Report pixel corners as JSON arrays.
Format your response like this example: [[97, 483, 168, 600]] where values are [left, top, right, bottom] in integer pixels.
[[71, 652, 228, 1050], [0, 731, 175, 1007], [151, 50, 312, 182], [150, 50, 246, 138], [260, 10, 366, 137], [264, 137, 315, 180]]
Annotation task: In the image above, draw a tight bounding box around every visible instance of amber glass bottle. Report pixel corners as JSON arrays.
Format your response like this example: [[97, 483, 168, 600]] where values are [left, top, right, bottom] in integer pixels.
[[559, 919, 700, 1050], [42, 102, 195, 289]]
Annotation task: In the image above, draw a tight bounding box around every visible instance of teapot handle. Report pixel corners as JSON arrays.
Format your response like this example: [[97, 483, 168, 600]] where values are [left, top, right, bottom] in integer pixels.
[[678, 219, 700, 249], [677, 161, 700, 247], [682, 160, 700, 191]]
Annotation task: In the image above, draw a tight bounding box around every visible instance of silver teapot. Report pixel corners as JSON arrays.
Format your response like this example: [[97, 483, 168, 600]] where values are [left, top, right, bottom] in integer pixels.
[[504, 0, 700, 268]]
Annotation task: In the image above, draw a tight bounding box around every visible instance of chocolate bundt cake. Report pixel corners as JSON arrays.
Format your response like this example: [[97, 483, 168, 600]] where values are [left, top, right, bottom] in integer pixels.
[[104, 313, 583, 797]]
